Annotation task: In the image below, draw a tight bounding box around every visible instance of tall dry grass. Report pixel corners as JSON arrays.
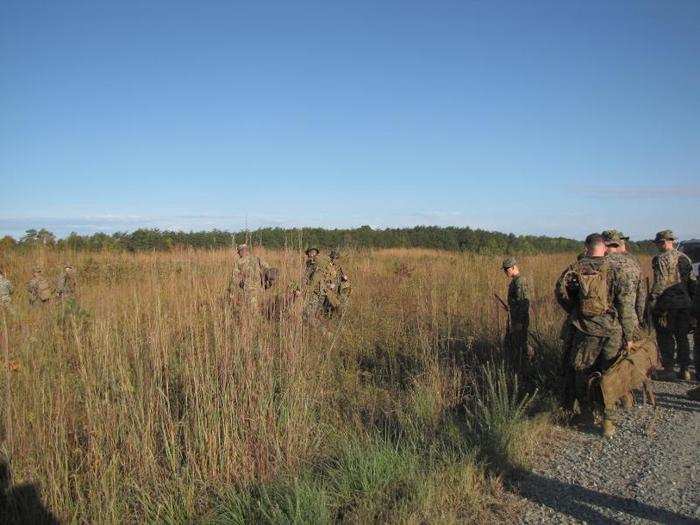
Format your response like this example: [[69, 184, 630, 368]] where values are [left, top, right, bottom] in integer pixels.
[[0, 247, 651, 523]]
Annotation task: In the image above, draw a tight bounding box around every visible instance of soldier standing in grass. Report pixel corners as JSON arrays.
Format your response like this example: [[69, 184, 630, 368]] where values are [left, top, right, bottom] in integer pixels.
[[27, 267, 52, 306], [56, 263, 77, 301], [227, 244, 269, 309], [327, 250, 351, 315], [303, 248, 335, 325], [649, 230, 695, 381], [502, 257, 533, 363], [555, 233, 635, 438], [602, 230, 646, 330]]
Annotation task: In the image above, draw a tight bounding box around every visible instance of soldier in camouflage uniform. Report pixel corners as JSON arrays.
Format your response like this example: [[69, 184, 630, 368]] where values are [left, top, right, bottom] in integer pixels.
[[555, 233, 635, 438], [649, 230, 695, 380], [304, 247, 320, 285], [227, 244, 270, 309], [27, 267, 52, 306], [327, 250, 351, 316], [602, 230, 647, 330], [502, 257, 533, 363], [0, 265, 13, 307], [56, 263, 77, 301], [303, 249, 335, 324]]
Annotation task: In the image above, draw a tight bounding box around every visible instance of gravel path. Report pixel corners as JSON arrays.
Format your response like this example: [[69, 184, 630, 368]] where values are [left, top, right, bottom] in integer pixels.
[[515, 377, 699, 524]]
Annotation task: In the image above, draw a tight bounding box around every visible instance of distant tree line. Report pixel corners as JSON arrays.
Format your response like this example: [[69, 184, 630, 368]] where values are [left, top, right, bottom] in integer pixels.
[[0, 226, 658, 255]]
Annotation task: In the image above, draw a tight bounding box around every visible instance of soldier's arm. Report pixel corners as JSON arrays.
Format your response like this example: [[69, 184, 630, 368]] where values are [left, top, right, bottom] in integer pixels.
[[554, 267, 574, 313], [612, 269, 637, 343], [649, 256, 664, 301], [635, 278, 647, 324]]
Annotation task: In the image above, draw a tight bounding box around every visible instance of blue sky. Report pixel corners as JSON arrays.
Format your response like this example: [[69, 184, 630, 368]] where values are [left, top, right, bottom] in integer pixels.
[[1, 1, 699, 240]]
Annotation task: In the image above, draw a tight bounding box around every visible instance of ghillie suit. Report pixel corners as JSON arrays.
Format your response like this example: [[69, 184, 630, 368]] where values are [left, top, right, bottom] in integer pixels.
[[588, 334, 662, 414]]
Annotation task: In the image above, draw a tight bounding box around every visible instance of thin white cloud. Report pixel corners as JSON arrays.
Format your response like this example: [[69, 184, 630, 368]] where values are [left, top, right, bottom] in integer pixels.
[[573, 184, 700, 199]]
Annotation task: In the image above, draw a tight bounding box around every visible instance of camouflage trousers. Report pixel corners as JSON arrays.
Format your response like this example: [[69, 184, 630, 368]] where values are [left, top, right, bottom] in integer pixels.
[[654, 308, 691, 369], [565, 328, 622, 418], [505, 325, 531, 367]]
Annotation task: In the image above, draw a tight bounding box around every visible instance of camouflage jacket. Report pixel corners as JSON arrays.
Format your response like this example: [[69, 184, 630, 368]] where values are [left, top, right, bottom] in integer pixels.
[[555, 256, 635, 341], [650, 249, 694, 310], [0, 274, 12, 305], [27, 275, 52, 304], [56, 270, 77, 299], [306, 255, 336, 297], [228, 255, 269, 294], [606, 253, 646, 327], [330, 262, 351, 298], [507, 275, 530, 328]]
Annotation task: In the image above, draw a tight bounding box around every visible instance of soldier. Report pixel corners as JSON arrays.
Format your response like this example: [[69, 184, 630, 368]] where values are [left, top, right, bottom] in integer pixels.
[[602, 230, 647, 330], [502, 257, 533, 363], [56, 263, 77, 300], [327, 250, 351, 315], [649, 230, 695, 381], [27, 267, 52, 306], [0, 265, 13, 307], [304, 247, 320, 285], [555, 233, 635, 438], [227, 244, 269, 309], [303, 249, 335, 324]]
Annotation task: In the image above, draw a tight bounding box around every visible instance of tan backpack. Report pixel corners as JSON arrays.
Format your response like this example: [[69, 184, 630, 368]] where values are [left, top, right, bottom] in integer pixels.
[[574, 261, 611, 318]]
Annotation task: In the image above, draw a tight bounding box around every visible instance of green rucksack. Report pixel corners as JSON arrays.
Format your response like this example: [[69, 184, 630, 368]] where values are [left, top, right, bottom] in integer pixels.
[[575, 261, 611, 318]]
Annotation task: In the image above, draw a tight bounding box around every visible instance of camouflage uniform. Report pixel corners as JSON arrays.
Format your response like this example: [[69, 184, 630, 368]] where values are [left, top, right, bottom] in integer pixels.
[[602, 230, 647, 329], [56, 266, 77, 300], [328, 251, 351, 316], [506, 275, 531, 359], [0, 272, 13, 306], [227, 253, 269, 308], [555, 256, 634, 416], [27, 270, 52, 306], [649, 234, 694, 371], [303, 254, 335, 322]]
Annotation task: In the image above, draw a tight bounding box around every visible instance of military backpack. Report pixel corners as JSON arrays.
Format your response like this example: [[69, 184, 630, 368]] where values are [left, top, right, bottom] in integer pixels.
[[574, 261, 611, 318]]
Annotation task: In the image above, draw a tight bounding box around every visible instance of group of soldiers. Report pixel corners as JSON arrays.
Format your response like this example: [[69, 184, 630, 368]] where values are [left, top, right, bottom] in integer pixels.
[[225, 243, 351, 323], [0, 263, 77, 308], [501, 229, 698, 437]]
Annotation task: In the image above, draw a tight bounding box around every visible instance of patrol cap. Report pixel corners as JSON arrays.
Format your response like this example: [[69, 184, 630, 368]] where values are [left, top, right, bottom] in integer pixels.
[[502, 257, 517, 270], [601, 230, 629, 246], [584, 233, 604, 246], [33, 266, 43, 273], [305, 247, 319, 256], [654, 230, 676, 243], [236, 243, 248, 252]]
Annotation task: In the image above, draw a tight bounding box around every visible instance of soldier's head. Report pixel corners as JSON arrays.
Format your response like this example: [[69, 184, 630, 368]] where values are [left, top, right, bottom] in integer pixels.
[[32, 266, 43, 276], [236, 244, 249, 257], [501, 257, 519, 278], [64, 263, 75, 274], [654, 230, 676, 252], [264, 267, 279, 289], [305, 247, 319, 260], [602, 230, 628, 254], [329, 249, 340, 261], [584, 233, 606, 257]]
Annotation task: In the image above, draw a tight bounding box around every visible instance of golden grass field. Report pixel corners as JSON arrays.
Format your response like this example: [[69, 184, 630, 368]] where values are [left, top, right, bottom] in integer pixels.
[[0, 248, 652, 523]]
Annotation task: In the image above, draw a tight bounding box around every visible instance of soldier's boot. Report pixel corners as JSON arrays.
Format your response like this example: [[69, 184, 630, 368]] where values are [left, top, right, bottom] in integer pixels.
[[621, 393, 634, 410], [602, 418, 616, 439], [679, 368, 691, 381], [688, 386, 700, 402]]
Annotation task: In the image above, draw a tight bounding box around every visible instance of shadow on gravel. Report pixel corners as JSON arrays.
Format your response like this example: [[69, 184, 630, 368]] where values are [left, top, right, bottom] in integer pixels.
[[509, 468, 697, 524], [654, 392, 700, 414]]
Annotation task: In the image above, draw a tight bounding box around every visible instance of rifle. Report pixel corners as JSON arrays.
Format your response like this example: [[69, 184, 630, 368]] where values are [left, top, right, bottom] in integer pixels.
[[493, 293, 509, 312]]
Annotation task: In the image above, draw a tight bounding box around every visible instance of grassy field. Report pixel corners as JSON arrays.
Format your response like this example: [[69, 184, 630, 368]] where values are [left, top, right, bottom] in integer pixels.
[[0, 248, 651, 523]]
